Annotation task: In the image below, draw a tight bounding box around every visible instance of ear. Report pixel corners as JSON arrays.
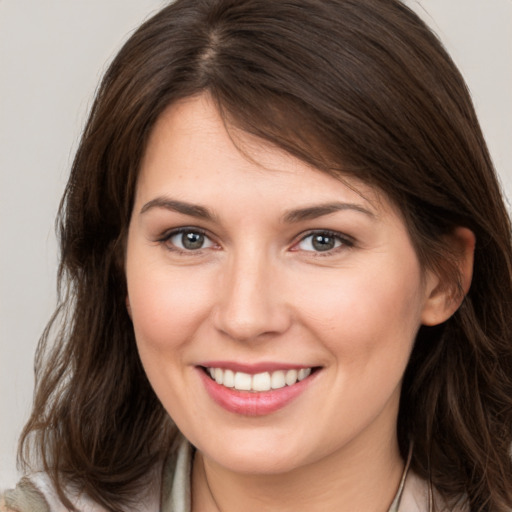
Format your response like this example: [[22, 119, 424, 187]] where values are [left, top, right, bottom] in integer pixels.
[[421, 227, 475, 326]]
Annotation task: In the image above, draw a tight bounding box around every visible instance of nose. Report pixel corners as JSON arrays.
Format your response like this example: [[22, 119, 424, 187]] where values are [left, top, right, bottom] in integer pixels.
[[212, 251, 292, 343]]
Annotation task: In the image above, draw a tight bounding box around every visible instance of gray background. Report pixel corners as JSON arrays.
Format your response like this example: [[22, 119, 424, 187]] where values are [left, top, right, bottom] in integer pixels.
[[1, 0, 511, 487]]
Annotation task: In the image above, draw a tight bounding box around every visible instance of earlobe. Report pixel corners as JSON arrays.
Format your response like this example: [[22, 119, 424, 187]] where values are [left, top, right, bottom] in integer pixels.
[[421, 227, 476, 326]]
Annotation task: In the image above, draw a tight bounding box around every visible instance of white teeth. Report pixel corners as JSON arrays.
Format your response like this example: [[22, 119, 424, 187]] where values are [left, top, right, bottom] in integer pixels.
[[234, 371, 252, 391], [285, 369, 298, 386], [252, 372, 271, 391], [271, 370, 286, 389], [206, 367, 313, 392], [223, 369, 235, 388], [298, 368, 311, 381]]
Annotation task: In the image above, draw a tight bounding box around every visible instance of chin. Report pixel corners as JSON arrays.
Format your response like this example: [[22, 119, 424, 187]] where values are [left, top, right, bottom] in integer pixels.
[[193, 432, 311, 475]]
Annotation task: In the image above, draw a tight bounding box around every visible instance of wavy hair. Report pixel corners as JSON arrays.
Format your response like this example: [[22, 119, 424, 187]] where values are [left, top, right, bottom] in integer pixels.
[[19, 0, 512, 510]]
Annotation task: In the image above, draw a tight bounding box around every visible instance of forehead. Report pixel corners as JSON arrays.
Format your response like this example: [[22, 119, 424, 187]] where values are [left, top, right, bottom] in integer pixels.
[[137, 93, 392, 218]]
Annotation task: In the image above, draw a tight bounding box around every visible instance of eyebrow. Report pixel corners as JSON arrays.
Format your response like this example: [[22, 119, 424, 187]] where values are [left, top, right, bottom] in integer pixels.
[[282, 202, 375, 223], [140, 197, 374, 223], [140, 197, 216, 221]]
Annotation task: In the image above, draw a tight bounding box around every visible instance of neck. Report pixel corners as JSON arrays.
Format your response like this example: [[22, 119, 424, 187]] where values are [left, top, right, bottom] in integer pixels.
[[191, 425, 404, 512]]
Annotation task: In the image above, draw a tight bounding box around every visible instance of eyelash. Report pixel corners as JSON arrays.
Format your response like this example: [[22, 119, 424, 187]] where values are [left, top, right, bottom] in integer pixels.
[[157, 227, 217, 255], [157, 227, 354, 256], [293, 229, 355, 256]]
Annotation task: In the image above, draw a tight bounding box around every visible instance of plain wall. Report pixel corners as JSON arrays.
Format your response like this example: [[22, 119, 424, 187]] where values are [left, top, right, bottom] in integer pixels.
[[1, 0, 511, 488]]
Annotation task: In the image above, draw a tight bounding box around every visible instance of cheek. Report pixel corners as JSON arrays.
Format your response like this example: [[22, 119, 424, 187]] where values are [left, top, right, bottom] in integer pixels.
[[126, 256, 215, 355], [294, 259, 425, 362], [125, 259, 217, 416], [302, 264, 425, 428]]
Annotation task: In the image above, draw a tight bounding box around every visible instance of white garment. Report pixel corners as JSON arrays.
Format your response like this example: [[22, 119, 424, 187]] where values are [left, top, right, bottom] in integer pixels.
[[2, 437, 466, 512]]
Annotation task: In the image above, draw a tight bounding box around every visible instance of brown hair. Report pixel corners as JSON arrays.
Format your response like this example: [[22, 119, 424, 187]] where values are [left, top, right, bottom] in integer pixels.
[[19, 0, 512, 510]]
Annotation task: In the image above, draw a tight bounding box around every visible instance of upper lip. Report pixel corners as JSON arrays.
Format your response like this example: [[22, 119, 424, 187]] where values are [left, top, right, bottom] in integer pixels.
[[198, 361, 317, 374]]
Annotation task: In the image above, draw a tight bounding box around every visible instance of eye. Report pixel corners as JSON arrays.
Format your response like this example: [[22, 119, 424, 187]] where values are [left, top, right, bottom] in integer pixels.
[[164, 229, 216, 251], [296, 231, 350, 253]]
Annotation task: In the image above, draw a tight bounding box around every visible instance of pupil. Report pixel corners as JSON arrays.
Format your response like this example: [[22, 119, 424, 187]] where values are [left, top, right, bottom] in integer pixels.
[[182, 232, 204, 250], [312, 234, 335, 251]]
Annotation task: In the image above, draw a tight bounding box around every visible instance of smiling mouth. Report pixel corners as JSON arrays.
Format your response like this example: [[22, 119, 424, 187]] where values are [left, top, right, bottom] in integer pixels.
[[202, 366, 315, 393]]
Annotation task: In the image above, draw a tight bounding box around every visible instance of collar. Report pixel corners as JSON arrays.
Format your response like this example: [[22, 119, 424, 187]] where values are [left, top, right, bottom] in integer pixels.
[[161, 437, 435, 512]]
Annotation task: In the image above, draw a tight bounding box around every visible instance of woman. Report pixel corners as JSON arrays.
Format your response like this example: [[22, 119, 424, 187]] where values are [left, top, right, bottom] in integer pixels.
[[2, 0, 512, 511]]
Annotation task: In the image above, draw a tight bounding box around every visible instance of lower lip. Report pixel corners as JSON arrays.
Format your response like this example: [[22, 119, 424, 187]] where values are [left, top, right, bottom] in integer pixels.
[[198, 368, 318, 416]]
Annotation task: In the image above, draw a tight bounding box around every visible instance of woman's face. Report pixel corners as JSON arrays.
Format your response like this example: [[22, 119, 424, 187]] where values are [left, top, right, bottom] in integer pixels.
[[125, 94, 437, 475]]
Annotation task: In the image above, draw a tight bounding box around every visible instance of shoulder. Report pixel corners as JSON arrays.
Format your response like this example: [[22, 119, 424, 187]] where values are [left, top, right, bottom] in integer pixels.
[[1, 477, 50, 512], [398, 469, 469, 512], [1, 473, 110, 512], [2, 466, 164, 512]]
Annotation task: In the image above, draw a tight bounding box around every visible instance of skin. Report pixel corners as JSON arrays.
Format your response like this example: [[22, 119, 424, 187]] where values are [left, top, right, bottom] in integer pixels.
[[125, 93, 473, 512]]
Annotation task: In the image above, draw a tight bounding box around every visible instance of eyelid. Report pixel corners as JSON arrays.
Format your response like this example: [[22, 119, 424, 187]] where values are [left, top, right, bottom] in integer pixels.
[[291, 229, 355, 254], [157, 226, 219, 253], [157, 225, 207, 241], [155, 226, 354, 255]]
